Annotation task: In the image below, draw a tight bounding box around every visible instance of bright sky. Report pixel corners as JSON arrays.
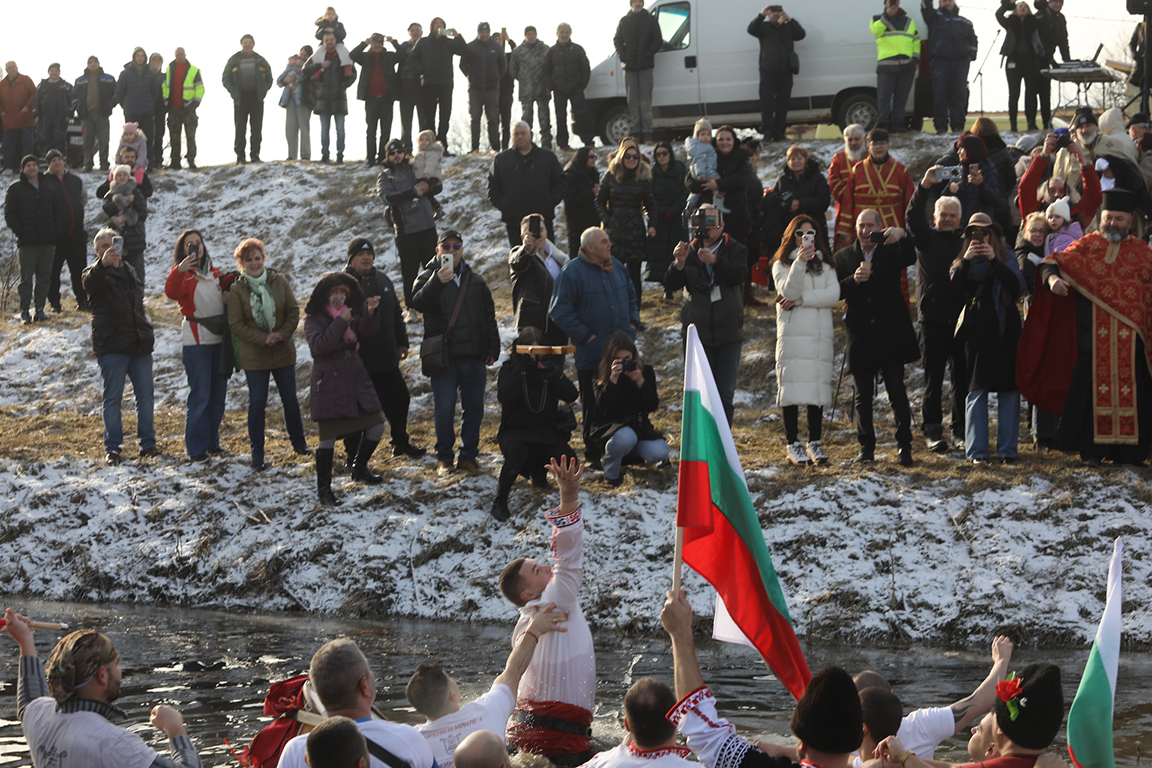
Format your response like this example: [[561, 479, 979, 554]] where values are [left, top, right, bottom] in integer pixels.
[[5, 0, 1142, 165]]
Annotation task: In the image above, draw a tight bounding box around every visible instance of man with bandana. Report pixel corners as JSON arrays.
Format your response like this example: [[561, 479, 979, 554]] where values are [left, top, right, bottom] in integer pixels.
[[2, 607, 201, 767], [1019, 188, 1152, 466]]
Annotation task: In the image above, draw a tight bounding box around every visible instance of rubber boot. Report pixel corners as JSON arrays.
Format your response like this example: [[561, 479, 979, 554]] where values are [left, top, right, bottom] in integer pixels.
[[351, 438, 384, 485], [316, 448, 341, 506]]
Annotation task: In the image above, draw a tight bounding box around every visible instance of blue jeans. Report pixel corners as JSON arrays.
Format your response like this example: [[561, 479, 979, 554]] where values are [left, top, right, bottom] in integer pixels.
[[876, 63, 916, 130], [319, 113, 345, 158], [244, 365, 307, 462], [603, 426, 669, 480], [430, 358, 486, 463], [182, 344, 228, 457], [965, 389, 1020, 460], [97, 353, 156, 454], [2, 126, 35, 171]]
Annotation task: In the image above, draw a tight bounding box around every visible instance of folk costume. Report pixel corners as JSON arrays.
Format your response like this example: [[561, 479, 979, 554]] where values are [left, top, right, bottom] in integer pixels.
[[833, 154, 914, 249]]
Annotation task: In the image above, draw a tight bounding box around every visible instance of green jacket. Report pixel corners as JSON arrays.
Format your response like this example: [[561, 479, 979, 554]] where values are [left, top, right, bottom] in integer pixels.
[[871, 10, 921, 69], [222, 51, 273, 101], [509, 40, 551, 101], [162, 63, 205, 108], [227, 269, 300, 371]]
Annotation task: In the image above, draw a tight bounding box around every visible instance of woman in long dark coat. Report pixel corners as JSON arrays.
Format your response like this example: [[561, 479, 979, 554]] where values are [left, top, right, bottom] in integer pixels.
[[950, 212, 1026, 464], [596, 137, 656, 310], [563, 146, 601, 257], [304, 271, 385, 506], [647, 140, 688, 291]]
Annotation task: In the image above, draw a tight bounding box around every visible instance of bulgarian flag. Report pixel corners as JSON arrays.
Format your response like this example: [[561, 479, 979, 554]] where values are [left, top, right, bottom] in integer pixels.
[[675, 324, 812, 701], [1067, 537, 1123, 768]]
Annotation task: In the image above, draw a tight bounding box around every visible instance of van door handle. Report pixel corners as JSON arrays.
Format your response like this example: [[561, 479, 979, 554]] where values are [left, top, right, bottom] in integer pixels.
[[685, 56, 697, 68]]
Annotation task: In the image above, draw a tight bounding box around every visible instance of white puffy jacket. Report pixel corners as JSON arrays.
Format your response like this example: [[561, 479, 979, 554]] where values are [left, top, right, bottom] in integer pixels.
[[772, 256, 840, 408]]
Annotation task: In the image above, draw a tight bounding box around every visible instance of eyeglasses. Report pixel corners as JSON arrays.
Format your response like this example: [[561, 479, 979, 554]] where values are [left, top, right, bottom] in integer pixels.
[[623, 152, 640, 160], [795, 229, 817, 237], [440, 242, 463, 250]]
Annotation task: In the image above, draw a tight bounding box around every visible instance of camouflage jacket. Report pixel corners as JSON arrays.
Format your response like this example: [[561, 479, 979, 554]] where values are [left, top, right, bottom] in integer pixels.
[[509, 40, 551, 101]]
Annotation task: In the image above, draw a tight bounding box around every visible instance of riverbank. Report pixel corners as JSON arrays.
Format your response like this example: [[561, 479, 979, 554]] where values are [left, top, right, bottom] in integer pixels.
[[0, 135, 1148, 649]]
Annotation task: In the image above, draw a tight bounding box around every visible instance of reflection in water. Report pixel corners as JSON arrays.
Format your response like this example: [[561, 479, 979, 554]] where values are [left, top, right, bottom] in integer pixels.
[[0, 599, 1148, 766]]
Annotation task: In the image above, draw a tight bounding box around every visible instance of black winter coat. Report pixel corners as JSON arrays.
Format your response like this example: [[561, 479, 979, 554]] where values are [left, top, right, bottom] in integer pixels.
[[411, 34, 466, 87], [906, 184, 965, 324], [510, 243, 567, 345], [834, 239, 920, 370], [564, 160, 600, 251], [46, 171, 86, 241], [461, 37, 507, 91], [488, 145, 567, 225], [596, 169, 656, 265], [648, 159, 689, 271], [393, 39, 421, 84], [588, 364, 662, 458], [350, 43, 401, 100], [774, 159, 831, 232], [115, 63, 160, 115], [997, 7, 1045, 60], [102, 188, 148, 254], [497, 353, 579, 448], [663, 234, 747, 346], [687, 147, 758, 242], [5, 175, 65, 246], [303, 53, 356, 116], [346, 266, 408, 374], [951, 255, 1024, 391], [746, 15, 806, 74], [34, 79, 73, 123], [73, 70, 116, 119], [82, 260, 154, 357], [613, 10, 662, 71], [410, 261, 500, 362], [544, 41, 591, 93], [1035, 0, 1070, 64]]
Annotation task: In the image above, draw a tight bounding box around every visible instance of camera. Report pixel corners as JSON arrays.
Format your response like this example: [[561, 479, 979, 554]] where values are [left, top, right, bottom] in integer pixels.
[[621, 358, 637, 373], [768, 4, 783, 10], [1056, 132, 1072, 150], [935, 165, 963, 182], [869, 231, 885, 244], [528, 214, 543, 239], [690, 209, 719, 240]]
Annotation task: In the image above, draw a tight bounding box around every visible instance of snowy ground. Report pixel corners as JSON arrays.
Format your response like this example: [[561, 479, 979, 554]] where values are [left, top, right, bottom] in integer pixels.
[[0, 134, 1148, 649]]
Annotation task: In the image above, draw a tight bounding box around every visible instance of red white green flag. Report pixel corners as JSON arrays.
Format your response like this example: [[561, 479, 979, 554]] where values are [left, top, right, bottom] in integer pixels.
[[676, 324, 812, 700], [1067, 537, 1123, 768]]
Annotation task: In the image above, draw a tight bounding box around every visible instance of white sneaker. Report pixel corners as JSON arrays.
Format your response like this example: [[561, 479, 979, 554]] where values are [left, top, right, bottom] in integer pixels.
[[806, 441, 829, 464], [786, 442, 811, 465]]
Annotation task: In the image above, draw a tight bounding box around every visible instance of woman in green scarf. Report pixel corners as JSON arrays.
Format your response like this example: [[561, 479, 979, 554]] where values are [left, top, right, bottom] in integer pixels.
[[227, 238, 310, 470]]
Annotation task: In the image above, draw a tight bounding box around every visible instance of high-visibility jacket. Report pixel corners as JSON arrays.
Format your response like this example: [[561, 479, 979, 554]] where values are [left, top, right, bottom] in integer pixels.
[[162, 63, 204, 108], [871, 10, 920, 70]]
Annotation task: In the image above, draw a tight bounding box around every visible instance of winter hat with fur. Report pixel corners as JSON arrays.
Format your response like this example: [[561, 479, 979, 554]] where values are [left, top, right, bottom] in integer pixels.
[[790, 667, 863, 753]]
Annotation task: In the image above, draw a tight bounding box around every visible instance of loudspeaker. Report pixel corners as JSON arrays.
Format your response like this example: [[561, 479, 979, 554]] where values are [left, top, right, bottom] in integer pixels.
[[1128, 0, 1152, 14]]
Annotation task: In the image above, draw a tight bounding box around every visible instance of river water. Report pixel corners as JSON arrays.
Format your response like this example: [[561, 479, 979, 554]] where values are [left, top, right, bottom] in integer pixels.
[[0, 599, 1147, 766]]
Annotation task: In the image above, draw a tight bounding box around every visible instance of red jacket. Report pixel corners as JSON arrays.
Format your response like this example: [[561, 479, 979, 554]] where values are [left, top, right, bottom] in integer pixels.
[[0, 74, 37, 130], [1018, 154, 1102, 230], [164, 264, 226, 346]]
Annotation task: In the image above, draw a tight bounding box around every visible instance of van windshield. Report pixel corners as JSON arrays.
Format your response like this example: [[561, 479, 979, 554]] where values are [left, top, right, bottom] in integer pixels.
[[656, 2, 690, 51]]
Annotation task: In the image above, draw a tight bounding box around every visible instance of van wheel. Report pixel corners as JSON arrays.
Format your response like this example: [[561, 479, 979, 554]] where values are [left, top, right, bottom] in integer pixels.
[[836, 94, 879, 131], [599, 105, 633, 146]]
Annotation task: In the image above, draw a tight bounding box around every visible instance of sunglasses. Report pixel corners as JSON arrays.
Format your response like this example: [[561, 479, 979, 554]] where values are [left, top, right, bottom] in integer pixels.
[[623, 152, 640, 160], [655, 150, 671, 157], [588, 154, 598, 160], [440, 242, 463, 250], [388, 149, 404, 155], [795, 229, 817, 237], [965, 226, 991, 238]]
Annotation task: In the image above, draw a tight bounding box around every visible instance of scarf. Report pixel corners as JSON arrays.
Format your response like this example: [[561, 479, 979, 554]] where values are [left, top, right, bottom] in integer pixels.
[[327, 304, 358, 344], [244, 270, 276, 332]]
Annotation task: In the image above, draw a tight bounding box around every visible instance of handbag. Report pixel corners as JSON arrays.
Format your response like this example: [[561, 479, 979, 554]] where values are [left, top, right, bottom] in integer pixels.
[[420, 271, 471, 377]]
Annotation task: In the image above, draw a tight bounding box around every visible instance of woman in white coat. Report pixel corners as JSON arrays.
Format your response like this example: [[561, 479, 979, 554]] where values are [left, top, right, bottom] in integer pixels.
[[772, 214, 841, 466]]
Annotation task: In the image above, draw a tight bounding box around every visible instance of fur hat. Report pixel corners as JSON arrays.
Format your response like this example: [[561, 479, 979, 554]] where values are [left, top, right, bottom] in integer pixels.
[[790, 667, 863, 753], [694, 118, 712, 136], [994, 663, 1063, 750], [1045, 198, 1071, 223]]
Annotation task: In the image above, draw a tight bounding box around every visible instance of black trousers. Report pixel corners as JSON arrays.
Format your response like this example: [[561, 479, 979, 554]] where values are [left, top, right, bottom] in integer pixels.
[[577, 367, 597, 450], [469, 88, 500, 152], [851, 363, 913, 449], [553, 87, 591, 147], [758, 71, 792, 141], [343, 368, 414, 460], [49, 235, 88, 309], [398, 79, 420, 152], [153, 109, 166, 168], [1005, 57, 1043, 130], [365, 96, 395, 163], [505, 216, 553, 248], [497, 438, 576, 499], [783, 405, 823, 444], [499, 86, 515, 149], [233, 91, 264, 159], [628, 260, 644, 311], [419, 83, 453, 149], [920, 321, 967, 438], [396, 227, 438, 307]]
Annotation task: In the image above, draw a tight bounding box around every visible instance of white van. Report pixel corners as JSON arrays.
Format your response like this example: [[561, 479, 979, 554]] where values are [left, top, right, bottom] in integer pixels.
[[584, 0, 932, 144]]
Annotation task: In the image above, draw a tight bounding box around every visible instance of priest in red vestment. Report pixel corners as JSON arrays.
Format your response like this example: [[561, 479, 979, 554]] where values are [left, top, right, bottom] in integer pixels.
[[833, 128, 915, 251], [829, 124, 867, 249], [1018, 188, 1152, 466]]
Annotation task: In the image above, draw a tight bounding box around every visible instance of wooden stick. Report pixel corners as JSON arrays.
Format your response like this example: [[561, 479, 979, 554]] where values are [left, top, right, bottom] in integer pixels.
[[672, 527, 684, 593], [0, 619, 70, 631]]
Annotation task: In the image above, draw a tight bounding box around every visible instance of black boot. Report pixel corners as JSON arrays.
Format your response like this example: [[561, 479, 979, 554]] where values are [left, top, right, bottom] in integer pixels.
[[316, 448, 341, 506], [490, 495, 511, 522], [351, 438, 384, 485], [343, 434, 360, 473]]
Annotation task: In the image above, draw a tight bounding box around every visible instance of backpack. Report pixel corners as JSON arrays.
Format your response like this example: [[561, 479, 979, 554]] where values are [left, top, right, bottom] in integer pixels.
[[241, 675, 324, 768]]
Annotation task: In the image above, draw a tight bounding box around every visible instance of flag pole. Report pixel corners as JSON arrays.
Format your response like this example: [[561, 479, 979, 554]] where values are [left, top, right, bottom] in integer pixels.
[[672, 526, 684, 592]]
